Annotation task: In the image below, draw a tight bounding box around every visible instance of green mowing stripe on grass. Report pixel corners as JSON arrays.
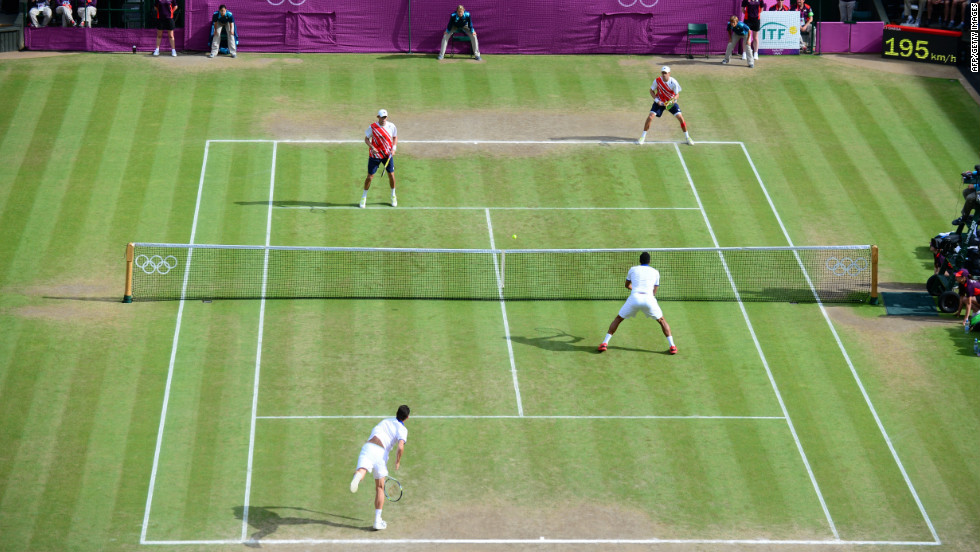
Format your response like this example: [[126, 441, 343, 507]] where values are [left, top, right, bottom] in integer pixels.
[[25, 327, 113, 550], [744, 303, 930, 541]]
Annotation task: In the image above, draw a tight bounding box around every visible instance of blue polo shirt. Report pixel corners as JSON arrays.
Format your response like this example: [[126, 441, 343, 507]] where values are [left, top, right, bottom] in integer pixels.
[[213, 9, 234, 25], [728, 21, 751, 35], [447, 11, 473, 32]]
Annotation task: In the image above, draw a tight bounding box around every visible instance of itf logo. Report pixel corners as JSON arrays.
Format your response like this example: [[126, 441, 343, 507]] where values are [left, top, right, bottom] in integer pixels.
[[760, 21, 789, 40]]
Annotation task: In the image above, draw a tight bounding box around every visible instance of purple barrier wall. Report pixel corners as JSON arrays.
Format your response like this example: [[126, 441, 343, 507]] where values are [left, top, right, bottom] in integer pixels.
[[817, 21, 849, 52], [816, 21, 883, 53], [25, 0, 745, 54], [849, 21, 883, 53]]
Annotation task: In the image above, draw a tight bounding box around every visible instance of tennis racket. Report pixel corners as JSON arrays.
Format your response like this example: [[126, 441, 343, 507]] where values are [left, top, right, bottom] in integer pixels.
[[664, 98, 676, 110], [383, 477, 403, 502]]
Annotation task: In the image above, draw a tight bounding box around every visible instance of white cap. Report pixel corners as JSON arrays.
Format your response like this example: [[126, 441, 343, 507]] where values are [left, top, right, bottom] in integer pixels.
[[377, 109, 388, 118], [661, 66, 670, 73]]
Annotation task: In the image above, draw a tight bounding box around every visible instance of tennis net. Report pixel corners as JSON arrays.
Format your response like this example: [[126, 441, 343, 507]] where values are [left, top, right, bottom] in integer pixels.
[[124, 243, 877, 303]]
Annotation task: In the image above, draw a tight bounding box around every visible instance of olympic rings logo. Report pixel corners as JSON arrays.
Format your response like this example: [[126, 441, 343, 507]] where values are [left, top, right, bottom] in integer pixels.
[[267, 0, 306, 5], [825, 257, 867, 277], [618, 0, 659, 7], [135, 254, 179, 275]]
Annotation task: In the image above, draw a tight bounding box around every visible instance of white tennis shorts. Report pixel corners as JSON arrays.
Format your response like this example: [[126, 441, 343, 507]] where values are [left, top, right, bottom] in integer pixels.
[[618, 292, 663, 320], [356, 442, 388, 479]]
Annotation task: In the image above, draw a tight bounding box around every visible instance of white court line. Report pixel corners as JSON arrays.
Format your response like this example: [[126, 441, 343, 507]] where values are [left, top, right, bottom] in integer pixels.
[[240, 142, 278, 541], [673, 143, 840, 541], [485, 209, 524, 417], [737, 143, 940, 544], [256, 415, 786, 420], [143, 538, 940, 546], [139, 141, 211, 544], [275, 206, 701, 210], [209, 138, 744, 145]]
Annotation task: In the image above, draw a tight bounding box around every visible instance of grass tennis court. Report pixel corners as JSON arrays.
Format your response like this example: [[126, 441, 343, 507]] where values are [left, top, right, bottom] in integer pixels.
[[0, 52, 978, 551]]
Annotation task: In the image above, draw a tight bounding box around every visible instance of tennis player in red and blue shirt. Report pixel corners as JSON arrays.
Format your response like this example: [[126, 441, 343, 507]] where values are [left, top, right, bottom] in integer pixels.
[[638, 66, 693, 146], [360, 109, 398, 208]]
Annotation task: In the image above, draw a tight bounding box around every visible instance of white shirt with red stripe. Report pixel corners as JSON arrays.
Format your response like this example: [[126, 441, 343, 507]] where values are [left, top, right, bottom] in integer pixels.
[[366, 121, 397, 158], [651, 76, 681, 105]]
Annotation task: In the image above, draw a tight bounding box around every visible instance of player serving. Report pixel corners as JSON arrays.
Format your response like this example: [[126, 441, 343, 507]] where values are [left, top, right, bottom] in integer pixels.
[[360, 109, 398, 208], [597, 252, 677, 355], [349, 405, 410, 531], [638, 66, 694, 146]]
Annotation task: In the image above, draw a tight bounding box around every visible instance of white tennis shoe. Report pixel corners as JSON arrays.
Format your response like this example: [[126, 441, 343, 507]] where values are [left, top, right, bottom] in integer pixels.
[[637, 135, 645, 145], [686, 137, 695, 146], [373, 519, 387, 531], [391, 195, 397, 207], [359, 198, 366, 208]]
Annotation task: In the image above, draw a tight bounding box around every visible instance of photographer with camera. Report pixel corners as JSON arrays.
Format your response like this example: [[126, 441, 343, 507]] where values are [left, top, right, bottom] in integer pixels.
[[952, 165, 980, 232]]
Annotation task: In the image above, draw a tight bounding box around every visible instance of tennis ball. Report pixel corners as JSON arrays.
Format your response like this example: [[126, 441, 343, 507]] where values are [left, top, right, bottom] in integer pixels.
[[512, 234, 517, 239]]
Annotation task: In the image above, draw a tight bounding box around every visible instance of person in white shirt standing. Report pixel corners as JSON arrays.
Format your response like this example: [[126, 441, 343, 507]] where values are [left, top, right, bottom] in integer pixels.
[[638, 66, 694, 146], [350, 405, 410, 531], [361, 109, 398, 208], [598, 252, 677, 355]]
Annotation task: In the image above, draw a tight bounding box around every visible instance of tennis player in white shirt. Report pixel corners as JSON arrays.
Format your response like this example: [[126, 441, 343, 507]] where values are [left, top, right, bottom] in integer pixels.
[[598, 252, 677, 355], [350, 405, 410, 531]]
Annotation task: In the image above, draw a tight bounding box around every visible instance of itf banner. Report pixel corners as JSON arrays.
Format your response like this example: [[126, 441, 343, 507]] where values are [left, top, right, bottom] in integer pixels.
[[758, 11, 801, 55]]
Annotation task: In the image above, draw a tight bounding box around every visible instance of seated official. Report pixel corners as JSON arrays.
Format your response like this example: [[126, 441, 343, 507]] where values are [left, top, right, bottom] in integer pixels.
[[437, 4, 481, 61], [29, 0, 53, 27]]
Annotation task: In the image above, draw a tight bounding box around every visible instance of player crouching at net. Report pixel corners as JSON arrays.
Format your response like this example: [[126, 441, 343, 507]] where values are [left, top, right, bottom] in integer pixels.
[[350, 405, 409, 530], [361, 109, 398, 208], [638, 66, 694, 146], [598, 252, 677, 355]]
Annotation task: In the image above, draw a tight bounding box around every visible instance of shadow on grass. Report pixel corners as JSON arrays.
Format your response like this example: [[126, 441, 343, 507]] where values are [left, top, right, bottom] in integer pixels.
[[232, 505, 369, 545], [944, 325, 980, 357], [508, 328, 660, 354]]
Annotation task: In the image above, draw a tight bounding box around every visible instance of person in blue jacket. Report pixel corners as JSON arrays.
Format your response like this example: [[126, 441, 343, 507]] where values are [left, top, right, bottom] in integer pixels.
[[722, 15, 754, 67], [208, 5, 237, 58], [437, 5, 481, 61]]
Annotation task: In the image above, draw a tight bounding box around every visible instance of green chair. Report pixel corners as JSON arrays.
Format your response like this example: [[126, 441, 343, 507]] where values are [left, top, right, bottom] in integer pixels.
[[686, 23, 709, 58]]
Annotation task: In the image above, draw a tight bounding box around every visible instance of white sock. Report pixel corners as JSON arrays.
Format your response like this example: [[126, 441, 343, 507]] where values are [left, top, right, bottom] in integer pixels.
[[391, 189, 396, 197], [603, 333, 613, 344], [684, 131, 691, 139], [171, 49, 176, 54], [667, 336, 675, 346], [640, 131, 647, 139], [375, 509, 383, 522], [361, 190, 368, 199]]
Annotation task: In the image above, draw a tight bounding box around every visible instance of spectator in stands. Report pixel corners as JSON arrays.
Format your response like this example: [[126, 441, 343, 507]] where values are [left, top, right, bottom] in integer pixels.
[[208, 4, 236, 58], [28, 0, 52, 27], [153, 0, 177, 57], [947, 0, 966, 28], [919, 0, 948, 27], [54, 0, 75, 26], [839, 0, 856, 21], [742, 0, 764, 60], [792, 0, 814, 52], [722, 15, 754, 67], [769, 0, 790, 11], [77, 0, 96, 27], [437, 4, 481, 61], [902, 0, 916, 24]]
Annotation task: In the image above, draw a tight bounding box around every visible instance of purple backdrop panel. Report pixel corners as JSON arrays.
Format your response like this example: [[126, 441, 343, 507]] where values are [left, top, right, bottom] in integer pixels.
[[849, 21, 883, 53], [818, 21, 849, 53], [26, 0, 744, 54], [26, 27, 185, 52]]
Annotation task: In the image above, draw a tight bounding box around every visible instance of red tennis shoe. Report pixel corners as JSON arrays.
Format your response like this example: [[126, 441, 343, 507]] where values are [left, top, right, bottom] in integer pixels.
[[668, 345, 678, 355], [597, 343, 608, 353]]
